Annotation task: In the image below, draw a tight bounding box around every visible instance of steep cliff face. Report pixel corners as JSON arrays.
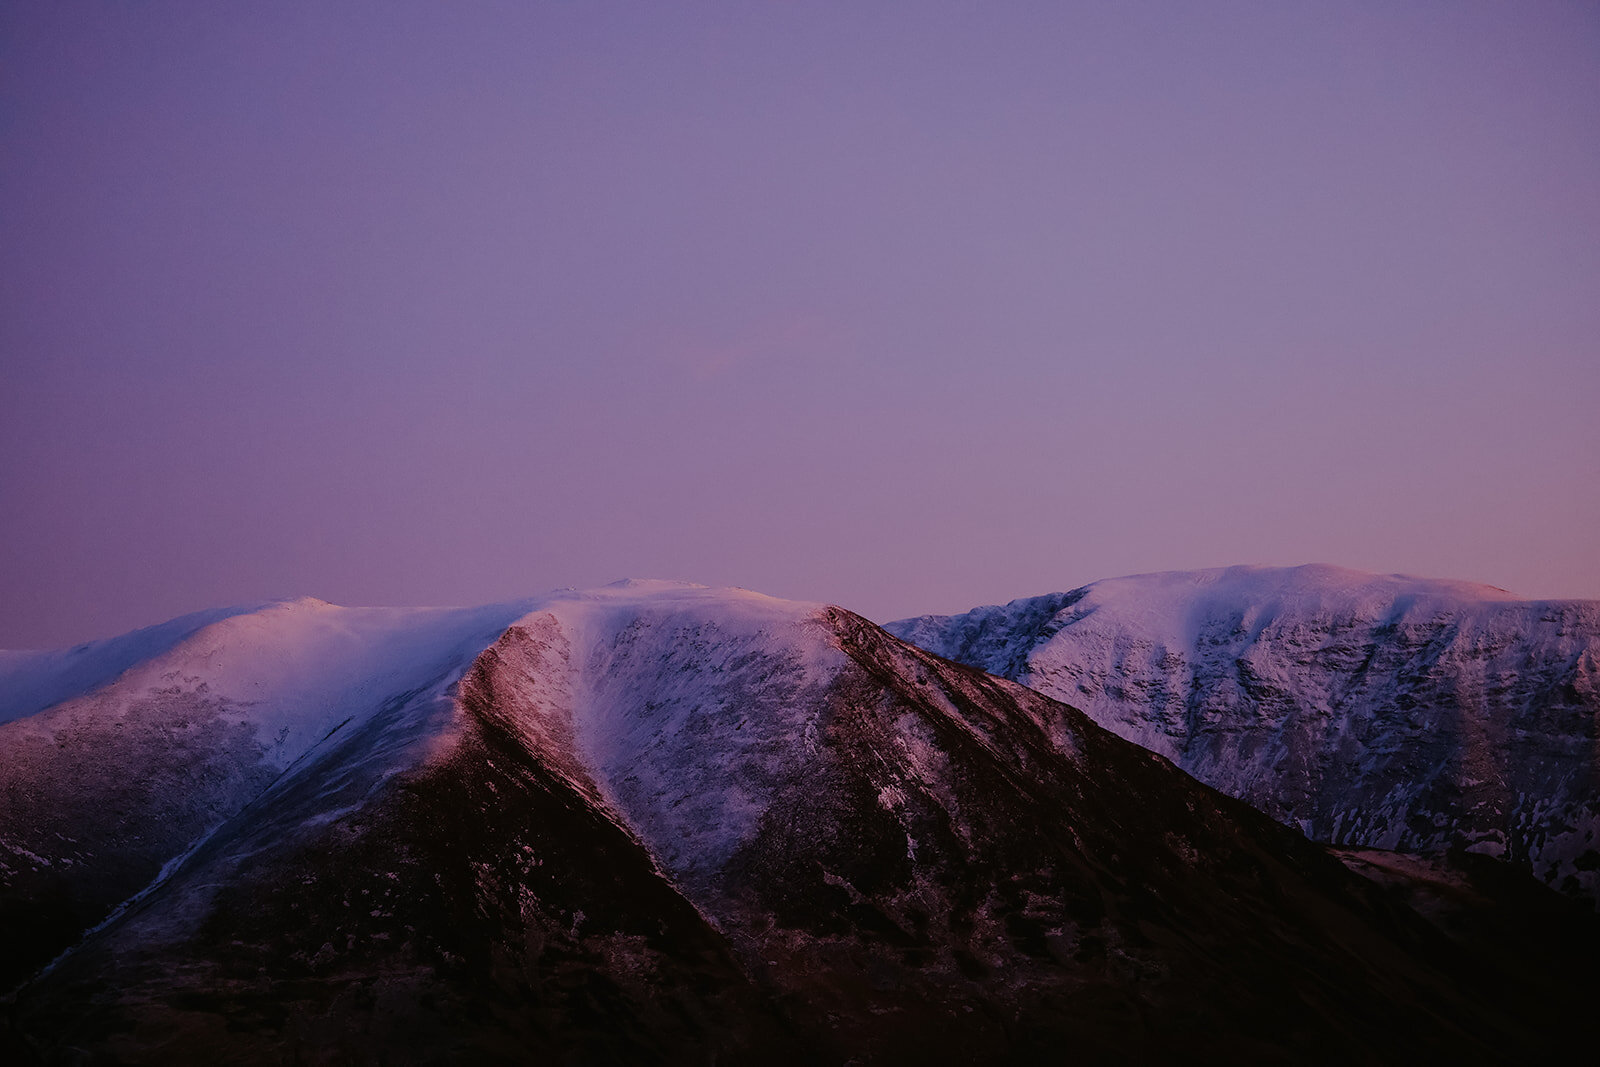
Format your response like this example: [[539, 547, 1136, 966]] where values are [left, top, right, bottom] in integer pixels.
[[889, 565, 1600, 901], [5, 581, 1598, 1062]]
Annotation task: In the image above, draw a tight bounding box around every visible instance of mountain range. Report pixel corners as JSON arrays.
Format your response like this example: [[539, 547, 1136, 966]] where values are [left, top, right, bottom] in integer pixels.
[[3, 575, 1597, 1063]]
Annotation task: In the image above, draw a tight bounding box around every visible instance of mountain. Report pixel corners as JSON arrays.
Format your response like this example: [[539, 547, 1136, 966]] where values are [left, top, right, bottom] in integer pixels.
[[887, 564, 1600, 903], [4, 581, 1597, 1063]]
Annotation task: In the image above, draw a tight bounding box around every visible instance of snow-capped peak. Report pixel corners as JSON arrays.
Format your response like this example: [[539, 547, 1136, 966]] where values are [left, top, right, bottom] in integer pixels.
[[887, 564, 1600, 901]]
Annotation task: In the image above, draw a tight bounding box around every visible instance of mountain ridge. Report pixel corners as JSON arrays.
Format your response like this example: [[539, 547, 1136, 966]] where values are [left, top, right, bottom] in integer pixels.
[[5, 579, 1598, 1061]]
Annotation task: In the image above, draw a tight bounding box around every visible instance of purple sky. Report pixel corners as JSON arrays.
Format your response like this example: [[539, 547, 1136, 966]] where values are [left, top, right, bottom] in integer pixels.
[[3, 1, 1597, 648]]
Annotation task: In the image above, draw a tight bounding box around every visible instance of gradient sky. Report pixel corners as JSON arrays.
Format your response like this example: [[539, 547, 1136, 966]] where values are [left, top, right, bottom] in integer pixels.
[[3, 1, 1597, 648]]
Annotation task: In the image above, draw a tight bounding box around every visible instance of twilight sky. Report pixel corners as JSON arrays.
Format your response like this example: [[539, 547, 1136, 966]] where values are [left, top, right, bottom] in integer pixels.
[[2, 1, 1597, 648]]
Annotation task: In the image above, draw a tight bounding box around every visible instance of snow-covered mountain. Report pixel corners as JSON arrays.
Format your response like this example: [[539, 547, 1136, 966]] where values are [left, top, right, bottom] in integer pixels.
[[888, 564, 1600, 902], [4, 581, 1597, 1062]]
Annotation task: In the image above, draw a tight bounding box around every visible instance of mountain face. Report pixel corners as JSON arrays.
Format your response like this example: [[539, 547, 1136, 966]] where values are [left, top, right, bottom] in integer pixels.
[[887, 564, 1600, 903], [4, 581, 1598, 1063]]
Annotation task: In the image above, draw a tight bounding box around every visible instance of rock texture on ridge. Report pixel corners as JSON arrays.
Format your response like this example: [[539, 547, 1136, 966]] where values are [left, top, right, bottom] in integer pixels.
[[888, 564, 1600, 902]]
